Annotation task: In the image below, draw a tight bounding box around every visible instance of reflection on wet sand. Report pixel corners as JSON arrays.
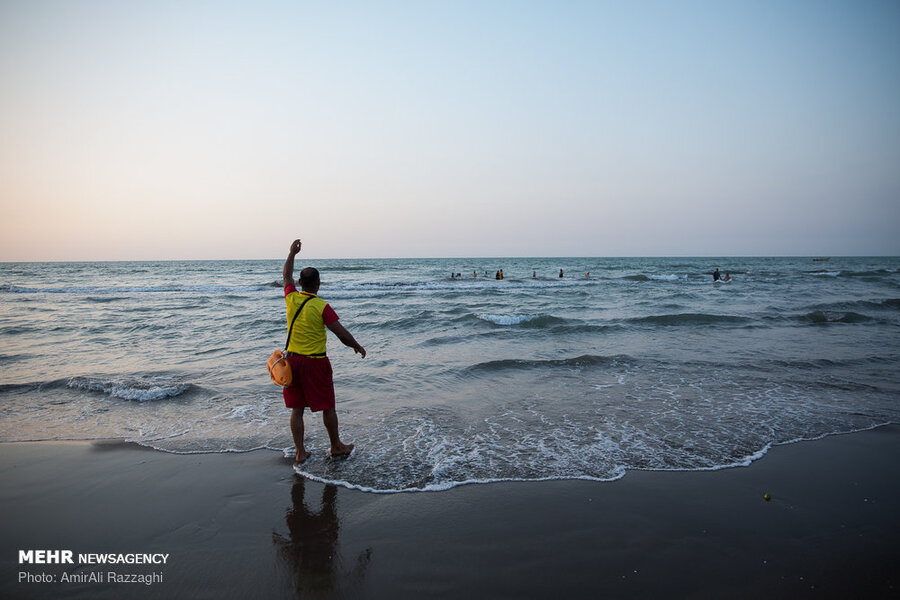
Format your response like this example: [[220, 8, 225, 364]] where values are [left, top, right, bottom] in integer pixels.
[[273, 476, 371, 596]]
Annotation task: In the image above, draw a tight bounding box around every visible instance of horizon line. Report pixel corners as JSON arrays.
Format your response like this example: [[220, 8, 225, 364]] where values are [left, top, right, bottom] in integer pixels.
[[1, 254, 894, 264]]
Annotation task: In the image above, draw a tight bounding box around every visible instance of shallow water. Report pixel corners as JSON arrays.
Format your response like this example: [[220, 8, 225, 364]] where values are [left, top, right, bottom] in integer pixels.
[[1, 256, 898, 491]]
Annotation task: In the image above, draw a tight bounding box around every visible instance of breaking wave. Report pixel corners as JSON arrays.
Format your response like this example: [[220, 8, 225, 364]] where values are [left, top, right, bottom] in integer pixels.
[[465, 354, 631, 374], [67, 376, 192, 401], [475, 313, 567, 327], [629, 313, 751, 327]]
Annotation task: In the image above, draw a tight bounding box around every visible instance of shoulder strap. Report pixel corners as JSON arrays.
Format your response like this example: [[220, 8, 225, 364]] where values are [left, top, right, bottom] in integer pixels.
[[284, 295, 315, 351]]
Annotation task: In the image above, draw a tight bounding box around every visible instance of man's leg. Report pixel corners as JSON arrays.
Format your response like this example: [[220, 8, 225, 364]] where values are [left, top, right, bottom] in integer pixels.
[[290, 408, 311, 463], [322, 408, 354, 457]]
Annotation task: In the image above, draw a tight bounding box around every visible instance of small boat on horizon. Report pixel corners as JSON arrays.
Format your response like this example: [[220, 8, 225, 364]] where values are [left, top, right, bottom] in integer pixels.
[[813, 257, 830, 262]]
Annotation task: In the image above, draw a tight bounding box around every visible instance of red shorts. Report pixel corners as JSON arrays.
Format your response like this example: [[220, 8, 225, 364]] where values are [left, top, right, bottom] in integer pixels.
[[282, 355, 335, 412]]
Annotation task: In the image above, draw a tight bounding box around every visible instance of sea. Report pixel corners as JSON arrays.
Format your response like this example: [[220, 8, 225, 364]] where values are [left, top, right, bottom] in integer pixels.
[[1, 257, 898, 492]]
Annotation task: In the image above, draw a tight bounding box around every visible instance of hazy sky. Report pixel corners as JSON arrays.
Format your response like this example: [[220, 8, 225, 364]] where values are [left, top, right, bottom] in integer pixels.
[[1, 0, 898, 260]]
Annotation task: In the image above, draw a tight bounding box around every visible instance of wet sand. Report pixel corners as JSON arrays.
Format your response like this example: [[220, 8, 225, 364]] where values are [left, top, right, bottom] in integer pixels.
[[1, 425, 898, 599]]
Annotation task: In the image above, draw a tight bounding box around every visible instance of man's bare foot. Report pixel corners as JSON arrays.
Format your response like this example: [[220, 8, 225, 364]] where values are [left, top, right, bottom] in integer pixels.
[[329, 443, 354, 458], [294, 449, 311, 464]]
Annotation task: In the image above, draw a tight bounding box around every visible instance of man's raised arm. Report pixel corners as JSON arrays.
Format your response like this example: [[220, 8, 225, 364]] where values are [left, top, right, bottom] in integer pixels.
[[283, 239, 302, 288]]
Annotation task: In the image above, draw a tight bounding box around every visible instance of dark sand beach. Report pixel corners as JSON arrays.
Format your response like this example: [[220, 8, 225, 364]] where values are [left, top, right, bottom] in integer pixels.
[[1, 426, 897, 599]]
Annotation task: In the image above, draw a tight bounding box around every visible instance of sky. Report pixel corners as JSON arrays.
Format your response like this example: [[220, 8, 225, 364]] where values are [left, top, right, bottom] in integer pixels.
[[1, 0, 898, 261]]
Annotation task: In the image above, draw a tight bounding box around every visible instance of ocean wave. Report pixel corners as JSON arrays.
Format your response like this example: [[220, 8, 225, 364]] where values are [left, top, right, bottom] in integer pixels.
[[380, 311, 439, 330], [800, 298, 900, 315], [648, 274, 685, 282], [629, 313, 751, 327], [325, 278, 596, 294], [322, 289, 397, 300], [320, 265, 377, 272], [807, 271, 841, 277], [756, 356, 882, 371], [287, 407, 895, 494], [0, 274, 711, 298], [796, 298, 900, 324], [0, 324, 37, 335], [466, 354, 631, 374], [0, 353, 35, 366], [290, 404, 631, 492], [545, 323, 622, 336], [475, 313, 566, 327], [67, 376, 191, 401], [839, 269, 899, 278], [0, 380, 56, 394], [421, 322, 620, 346], [799, 310, 874, 325], [218, 292, 263, 301], [617, 273, 691, 282], [4, 370, 896, 494]]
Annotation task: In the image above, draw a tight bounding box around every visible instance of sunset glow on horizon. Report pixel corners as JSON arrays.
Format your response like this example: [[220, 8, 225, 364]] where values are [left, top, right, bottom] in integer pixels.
[[2, 1, 898, 261]]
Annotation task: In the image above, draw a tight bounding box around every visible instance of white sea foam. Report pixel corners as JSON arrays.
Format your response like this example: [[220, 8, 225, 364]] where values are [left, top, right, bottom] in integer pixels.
[[648, 274, 685, 281], [594, 374, 627, 389], [67, 376, 189, 402], [293, 465, 627, 494], [225, 405, 254, 419], [477, 313, 538, 325]]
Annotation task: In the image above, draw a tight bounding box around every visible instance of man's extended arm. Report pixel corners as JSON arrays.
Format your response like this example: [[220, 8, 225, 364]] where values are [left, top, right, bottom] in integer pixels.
[[326, 321, 366, 358], [283, 239, 301, 287]]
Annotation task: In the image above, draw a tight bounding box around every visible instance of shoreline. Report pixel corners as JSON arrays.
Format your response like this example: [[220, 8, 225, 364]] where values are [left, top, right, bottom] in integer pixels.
[[295, 421, 898, 493], [2, 425, 898, 598]]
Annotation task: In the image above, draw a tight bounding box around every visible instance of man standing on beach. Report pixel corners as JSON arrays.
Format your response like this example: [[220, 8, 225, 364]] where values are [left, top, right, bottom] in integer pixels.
[[282, 239, 366, 463]]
